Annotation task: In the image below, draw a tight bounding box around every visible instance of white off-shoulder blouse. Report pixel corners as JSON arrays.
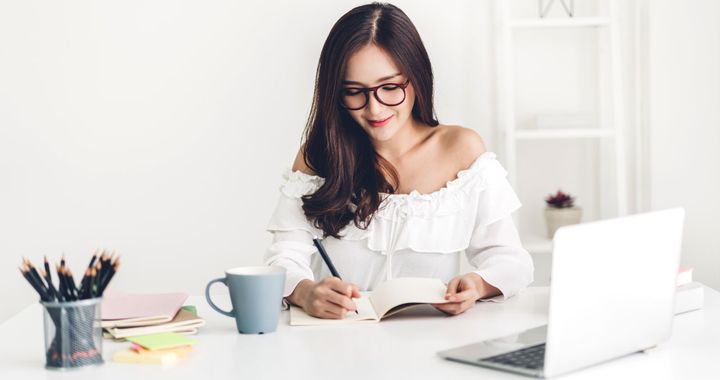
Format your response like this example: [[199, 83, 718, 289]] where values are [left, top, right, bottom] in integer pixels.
[[264, 152, 534, 301]]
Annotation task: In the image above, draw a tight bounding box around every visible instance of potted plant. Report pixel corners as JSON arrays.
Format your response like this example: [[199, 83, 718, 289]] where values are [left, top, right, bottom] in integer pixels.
[[544, 190, 582, 238]]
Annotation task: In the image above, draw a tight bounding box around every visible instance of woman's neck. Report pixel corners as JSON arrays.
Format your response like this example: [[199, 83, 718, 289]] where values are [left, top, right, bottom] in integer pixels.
[[372, 118, 431, 162]]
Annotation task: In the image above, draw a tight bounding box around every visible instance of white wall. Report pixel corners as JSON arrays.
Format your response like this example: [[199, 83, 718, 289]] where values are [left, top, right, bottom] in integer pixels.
[[0, 0, 494, 322], [1, 0, 718, 323], [645, 0, 720, 289]]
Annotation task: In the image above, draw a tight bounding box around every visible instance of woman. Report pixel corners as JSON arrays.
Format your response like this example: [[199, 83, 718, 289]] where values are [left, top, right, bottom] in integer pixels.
[[265, 3, 533, 319]]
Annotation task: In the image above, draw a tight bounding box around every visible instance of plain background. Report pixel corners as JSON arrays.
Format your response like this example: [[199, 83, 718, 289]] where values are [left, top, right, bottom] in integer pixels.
[[1, 0, 718, 323]]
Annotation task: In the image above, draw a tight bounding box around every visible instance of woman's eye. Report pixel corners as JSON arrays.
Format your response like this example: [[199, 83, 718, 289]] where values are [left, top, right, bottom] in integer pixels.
[[343, 89, 363, 96], [381, 85, 400, 91]]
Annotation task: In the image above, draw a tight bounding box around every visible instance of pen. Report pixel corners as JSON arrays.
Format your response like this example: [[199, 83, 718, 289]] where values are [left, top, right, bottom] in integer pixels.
[[312, 236, 359, 315]]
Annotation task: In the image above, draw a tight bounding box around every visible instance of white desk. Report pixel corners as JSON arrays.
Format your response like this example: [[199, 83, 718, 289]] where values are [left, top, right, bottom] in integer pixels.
[[1, 286, 719, 379]]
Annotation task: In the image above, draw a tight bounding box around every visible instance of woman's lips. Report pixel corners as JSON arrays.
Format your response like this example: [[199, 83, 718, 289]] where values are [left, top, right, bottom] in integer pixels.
[[368, 115, 393, 128]]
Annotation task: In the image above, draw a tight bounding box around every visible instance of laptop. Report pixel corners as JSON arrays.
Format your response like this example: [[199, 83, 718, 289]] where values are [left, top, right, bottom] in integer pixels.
[[438, 208, 685, 378]]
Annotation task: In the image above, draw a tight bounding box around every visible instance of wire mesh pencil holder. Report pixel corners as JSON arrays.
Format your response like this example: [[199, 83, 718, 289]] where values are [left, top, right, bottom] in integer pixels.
[[41, 298, 104, 370]]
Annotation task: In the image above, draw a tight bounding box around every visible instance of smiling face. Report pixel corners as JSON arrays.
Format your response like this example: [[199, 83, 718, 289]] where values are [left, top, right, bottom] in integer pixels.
[[342, 44, 416, 143]]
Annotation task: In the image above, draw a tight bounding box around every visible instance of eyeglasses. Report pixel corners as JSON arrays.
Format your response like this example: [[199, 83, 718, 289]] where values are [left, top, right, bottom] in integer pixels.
[[340, 79, 410, 110]]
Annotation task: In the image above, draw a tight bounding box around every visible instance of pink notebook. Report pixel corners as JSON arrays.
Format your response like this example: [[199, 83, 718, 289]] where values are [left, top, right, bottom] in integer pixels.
[[101, 290, 188, 328]]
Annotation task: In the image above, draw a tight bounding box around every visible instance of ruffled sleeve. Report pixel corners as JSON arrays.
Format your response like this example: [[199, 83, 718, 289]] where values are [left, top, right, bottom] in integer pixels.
[[464, 160, 534, 301], [264, 170, 324, 297]]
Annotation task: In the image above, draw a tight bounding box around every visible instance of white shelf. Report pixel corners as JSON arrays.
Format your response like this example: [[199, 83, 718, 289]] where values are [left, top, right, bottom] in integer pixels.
[[510, 17, 611, 29], [495, 0, 629, 270], [514, 128, 616, 140]]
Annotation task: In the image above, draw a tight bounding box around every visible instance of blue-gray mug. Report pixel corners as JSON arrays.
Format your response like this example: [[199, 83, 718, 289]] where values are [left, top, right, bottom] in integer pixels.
[[205, 266, 286, 334]]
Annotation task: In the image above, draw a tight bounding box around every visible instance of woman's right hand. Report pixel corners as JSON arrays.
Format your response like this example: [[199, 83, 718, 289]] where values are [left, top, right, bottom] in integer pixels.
[[289, 278, 360, 319]]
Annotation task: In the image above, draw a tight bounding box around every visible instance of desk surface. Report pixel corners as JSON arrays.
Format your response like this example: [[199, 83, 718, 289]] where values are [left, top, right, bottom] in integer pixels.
[[1, 286, 719, 379]]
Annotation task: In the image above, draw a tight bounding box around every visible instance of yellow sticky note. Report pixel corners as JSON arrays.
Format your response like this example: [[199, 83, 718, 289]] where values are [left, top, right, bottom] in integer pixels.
[[126, 332, 196, 351], [113, 349, 180, 365], [133, 345, 193, 358]]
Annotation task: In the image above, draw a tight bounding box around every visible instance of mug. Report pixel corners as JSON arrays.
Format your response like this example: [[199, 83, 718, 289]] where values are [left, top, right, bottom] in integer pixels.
[[205, 266, 286, 334]]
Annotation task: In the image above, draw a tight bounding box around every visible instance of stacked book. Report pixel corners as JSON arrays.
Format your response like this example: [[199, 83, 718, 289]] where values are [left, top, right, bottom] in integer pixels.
[[101, 291, 205, 340], [675, 267, 704, 315]]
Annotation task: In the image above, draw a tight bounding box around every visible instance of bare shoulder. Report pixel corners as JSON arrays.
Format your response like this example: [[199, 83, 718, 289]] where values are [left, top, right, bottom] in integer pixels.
[[291, 145, 317, 176], [436, 125, 487, 167]]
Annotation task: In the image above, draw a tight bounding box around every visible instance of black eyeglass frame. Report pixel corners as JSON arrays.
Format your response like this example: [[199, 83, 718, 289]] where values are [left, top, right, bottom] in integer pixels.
[[340, 79, 411, 110]]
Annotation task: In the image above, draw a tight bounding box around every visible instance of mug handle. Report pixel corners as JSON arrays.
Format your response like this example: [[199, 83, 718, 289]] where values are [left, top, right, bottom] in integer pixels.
[[205, 277, 235, 318]]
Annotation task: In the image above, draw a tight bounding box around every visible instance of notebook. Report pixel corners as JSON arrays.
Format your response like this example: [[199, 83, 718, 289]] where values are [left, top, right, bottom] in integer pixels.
[[105, 308, 206, 339], [290, 277, 450, 326], [101, 290, 188, 328]]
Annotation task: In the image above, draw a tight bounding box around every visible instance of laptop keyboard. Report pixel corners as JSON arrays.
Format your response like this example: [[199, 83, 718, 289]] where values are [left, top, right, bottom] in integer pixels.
[[480, 343, 546, 370]]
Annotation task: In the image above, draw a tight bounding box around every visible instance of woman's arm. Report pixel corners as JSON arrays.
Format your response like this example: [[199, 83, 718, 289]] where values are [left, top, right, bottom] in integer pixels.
[[464, 216, 534, 301], [432, 216, 533, 315]]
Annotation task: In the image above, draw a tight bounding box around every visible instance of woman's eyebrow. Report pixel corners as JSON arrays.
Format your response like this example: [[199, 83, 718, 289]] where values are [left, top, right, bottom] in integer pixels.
[[342, 73, 401, 86]]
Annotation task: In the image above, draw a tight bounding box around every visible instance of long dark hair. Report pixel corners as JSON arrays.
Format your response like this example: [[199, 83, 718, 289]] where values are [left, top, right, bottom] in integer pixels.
[[302, 2, 439, 238]]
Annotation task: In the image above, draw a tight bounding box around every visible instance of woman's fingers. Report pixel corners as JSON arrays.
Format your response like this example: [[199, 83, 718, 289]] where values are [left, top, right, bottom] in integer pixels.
[[433, 302, 460, 315], [324, 287, 357, 311], [307, 277, 359, 319], [435, 277, 480, 315], [324, 277, 355, 297], [322, 303, 348, 319], [433, 298, 476, 315], [351, 284, 361, 298], [451, 287, 479, 303], [445, 277, 461, 300], [308, 298, 347, 319]]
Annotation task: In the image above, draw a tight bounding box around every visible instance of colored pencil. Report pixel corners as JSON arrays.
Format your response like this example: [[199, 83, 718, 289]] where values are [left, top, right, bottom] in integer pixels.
[[19, 264, 50, 302], [43, 256, 59, 301], [20, 252, 119, 302]]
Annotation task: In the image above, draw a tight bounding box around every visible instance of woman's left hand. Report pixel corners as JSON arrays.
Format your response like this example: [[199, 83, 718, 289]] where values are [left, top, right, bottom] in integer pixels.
[[432, 272, 500, 315]]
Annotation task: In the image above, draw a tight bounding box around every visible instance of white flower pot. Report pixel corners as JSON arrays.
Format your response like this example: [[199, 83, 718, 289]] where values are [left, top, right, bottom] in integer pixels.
[[544, 207, 582, 238]]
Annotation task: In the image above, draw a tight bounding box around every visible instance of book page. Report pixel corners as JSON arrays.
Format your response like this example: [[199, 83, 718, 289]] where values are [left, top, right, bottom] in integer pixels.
[[289, 292, 379, 326], [368, 277, 449, 319]]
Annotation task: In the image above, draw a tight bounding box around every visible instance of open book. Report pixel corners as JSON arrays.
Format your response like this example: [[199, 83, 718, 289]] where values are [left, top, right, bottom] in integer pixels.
[[290, 277, 450, 326]]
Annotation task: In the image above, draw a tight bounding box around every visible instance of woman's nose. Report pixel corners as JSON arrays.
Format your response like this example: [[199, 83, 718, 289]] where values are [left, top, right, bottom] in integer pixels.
[[366, 91, 384, 114]]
